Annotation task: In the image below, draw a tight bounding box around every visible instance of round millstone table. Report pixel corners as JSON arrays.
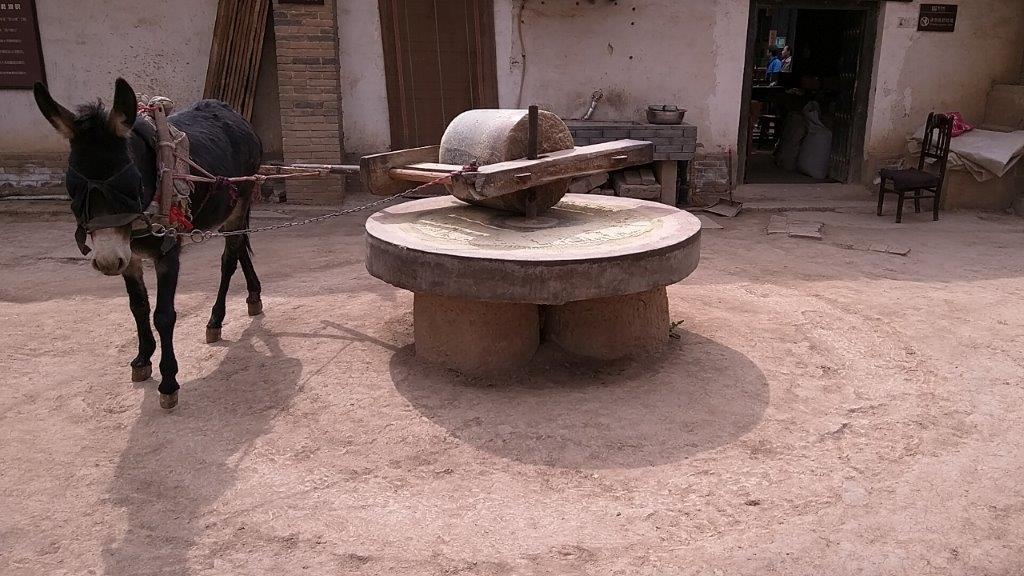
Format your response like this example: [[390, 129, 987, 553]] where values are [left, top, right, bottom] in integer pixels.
[[365, 193, 702, 375]]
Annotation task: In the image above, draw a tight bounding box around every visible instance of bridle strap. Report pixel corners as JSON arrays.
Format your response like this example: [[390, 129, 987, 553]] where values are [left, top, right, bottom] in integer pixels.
[[67, 160, 136, 186], [68, 161, 142, 229]]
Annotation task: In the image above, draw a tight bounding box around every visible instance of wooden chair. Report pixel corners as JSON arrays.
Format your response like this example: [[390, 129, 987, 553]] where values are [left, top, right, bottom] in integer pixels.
[[877, 113, 953, 223]]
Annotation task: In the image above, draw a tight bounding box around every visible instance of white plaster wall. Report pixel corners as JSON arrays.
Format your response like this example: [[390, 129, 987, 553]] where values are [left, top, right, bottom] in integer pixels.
[[864, 0, 1024, 168], [336, 0, 750, 155], [337, 0, 390, 156], [326, 0, 1024, 173], [0, 0, 217, 154], [492, 0, 750, 152]]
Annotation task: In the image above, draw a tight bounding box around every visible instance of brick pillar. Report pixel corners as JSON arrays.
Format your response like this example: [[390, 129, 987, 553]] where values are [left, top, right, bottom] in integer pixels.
[[272, 0, 345, 204]]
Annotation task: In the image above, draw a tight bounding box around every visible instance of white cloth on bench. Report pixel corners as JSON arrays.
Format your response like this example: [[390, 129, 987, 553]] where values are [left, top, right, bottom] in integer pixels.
[[911, 126, 1024, 182]]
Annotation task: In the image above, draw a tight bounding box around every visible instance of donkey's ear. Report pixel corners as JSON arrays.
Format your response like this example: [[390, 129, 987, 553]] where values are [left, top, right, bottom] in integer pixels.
[[109, 78, 138, 137], [33, 82, 75, 139]]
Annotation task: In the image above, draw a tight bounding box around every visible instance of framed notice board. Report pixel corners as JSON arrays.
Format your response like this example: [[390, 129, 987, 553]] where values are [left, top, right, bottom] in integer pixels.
[[918, 4, 958, 32], [0, 1, 46, 89]]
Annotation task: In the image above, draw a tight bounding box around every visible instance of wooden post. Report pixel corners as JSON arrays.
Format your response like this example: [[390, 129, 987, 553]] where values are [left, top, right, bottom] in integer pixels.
[[525, 105, 540, 219], [152, 103, 175, 223], [527, 105, 539, 160]]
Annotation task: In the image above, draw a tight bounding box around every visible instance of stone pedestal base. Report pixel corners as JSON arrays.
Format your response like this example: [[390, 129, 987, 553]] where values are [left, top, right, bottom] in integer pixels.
[[413, 288, 670, 374], [374, 195, 699, 375], [543, 287, 670, 360], [414, 294, 540, 375]]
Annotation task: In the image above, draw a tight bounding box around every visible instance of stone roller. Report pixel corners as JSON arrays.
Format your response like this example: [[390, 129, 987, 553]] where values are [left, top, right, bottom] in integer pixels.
[[360, 106, 653, 216], [439, 107, 574, 215]]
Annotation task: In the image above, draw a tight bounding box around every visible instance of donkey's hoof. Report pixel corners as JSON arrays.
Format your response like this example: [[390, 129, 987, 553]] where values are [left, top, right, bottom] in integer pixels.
[[247, 300, 264, 317], [206, 327, 222, 343], [159, 391, 178, 410], [131, 364, 153, 382]]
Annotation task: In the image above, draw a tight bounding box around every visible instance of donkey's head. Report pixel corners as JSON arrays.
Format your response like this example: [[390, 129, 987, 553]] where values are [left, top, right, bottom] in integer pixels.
[[34, 78, 144, 276]]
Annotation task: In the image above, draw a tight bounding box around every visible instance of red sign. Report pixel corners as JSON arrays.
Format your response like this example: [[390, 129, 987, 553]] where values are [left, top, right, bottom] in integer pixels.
[[0, 1, 45, 89]]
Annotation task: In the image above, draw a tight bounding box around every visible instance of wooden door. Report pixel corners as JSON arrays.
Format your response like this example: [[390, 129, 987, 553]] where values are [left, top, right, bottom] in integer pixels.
[[379, 0, 499, 149], [827, 10, 866, 182]]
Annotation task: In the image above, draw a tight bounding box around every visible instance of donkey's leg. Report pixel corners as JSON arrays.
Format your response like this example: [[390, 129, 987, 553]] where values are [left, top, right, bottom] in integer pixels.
[[238, 236, 263, 317], [154, 246, 181, 409], [205, 235, 245, 343], [207, 192, 260, 340], [234, 186, 263, 316], [122, 256, 156, 382]]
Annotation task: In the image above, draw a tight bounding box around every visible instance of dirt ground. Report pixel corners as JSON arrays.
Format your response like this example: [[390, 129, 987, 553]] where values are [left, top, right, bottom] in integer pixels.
[[2, 195, 1024, 576]]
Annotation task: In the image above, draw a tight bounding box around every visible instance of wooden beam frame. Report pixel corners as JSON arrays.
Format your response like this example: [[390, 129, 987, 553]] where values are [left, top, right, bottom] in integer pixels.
[[361, 140, 655, 198]]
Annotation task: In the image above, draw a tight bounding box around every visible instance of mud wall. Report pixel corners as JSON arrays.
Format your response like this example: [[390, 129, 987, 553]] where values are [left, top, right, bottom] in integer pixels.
[[492, 0, 749, 154], [0, 0, 218, 155], [864, 0, 1024, 174], [340, 0, 1024, 187]]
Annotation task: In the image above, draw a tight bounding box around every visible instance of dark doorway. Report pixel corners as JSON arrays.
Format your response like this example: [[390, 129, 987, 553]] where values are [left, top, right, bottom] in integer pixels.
[[738, 0, 878, 185], [379, 0, 499, 149]]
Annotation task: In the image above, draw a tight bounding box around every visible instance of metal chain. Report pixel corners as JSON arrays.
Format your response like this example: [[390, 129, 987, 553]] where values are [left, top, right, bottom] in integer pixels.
[[149, 174, 452, 244]]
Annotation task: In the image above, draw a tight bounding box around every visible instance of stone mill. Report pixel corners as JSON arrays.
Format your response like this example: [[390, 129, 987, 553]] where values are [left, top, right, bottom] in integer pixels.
[[360, 107, 702, 375]]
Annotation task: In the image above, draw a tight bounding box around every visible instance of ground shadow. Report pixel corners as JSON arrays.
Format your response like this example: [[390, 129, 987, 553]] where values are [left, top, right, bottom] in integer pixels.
[[101, 317, 302, 576], [390, 330, 768, 469]]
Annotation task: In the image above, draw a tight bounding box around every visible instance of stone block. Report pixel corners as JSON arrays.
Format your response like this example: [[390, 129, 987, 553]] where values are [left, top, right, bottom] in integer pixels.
[[603, 129, 629, 138], [613, 171, 661, 199], [576, 129, 602, 138], [654, 160, 678, 206], [569, 172, 610, 194]]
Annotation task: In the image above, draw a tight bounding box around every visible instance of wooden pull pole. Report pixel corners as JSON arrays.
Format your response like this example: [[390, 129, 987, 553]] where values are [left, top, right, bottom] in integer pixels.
[[152, 103, 175, 223]]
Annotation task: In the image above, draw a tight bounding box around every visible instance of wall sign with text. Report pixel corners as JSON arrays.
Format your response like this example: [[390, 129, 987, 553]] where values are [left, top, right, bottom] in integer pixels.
[[918, 4, 958, 32], [0, 1, 45, 89]]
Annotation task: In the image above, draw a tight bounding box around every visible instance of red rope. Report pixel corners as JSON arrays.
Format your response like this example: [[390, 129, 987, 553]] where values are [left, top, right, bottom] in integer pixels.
[[168, 205, 194, 232]]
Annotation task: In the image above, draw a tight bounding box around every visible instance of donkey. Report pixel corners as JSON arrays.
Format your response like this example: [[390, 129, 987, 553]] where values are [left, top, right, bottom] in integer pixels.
[[34, 78, 264, 409]]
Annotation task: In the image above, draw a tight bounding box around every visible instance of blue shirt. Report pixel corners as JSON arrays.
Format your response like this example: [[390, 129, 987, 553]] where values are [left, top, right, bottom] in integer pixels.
[[766, 57, 783, 75]]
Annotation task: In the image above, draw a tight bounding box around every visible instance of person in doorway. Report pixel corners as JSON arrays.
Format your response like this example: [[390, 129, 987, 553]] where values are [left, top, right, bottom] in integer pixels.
[[766, 48, 783, 82], [781, 45, 793, 73]]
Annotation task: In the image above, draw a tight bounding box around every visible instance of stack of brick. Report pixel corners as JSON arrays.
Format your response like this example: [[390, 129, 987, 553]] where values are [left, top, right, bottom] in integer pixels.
[[0, 154, 66, 196], [687, 148, 732, 207], [272, 0, 344, 204], [566, 121, 696, 161], [611, 169, 662, 200], [568, 172, 609, 194]]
